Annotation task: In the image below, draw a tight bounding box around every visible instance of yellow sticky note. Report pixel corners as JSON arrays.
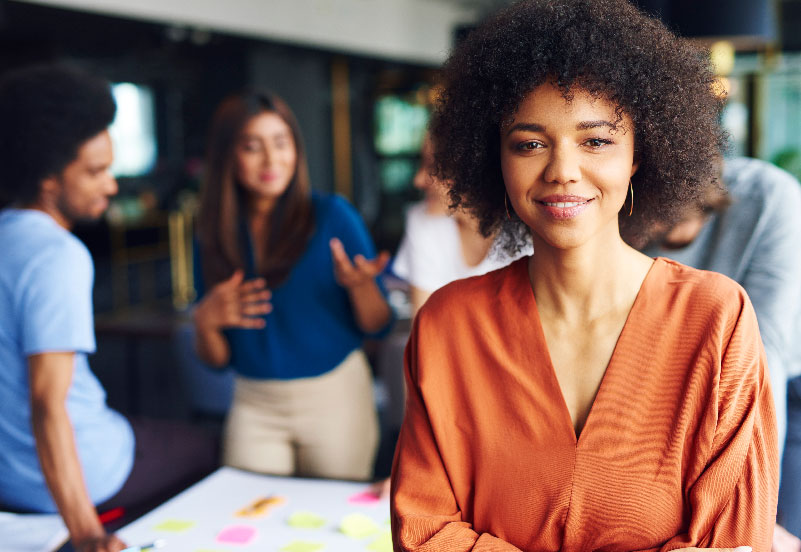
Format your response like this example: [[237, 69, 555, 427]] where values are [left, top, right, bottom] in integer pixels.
[[287, 511, 327, 529], [154, 519, 196, 532], [339, 513, 379, 539], [236, 495, 286, 518], [367, 530, 393, 552]]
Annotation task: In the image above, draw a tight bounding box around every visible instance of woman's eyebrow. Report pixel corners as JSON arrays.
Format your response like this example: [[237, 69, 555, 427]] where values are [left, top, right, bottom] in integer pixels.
[[576, 120, 615, 130], [505, 120, 616, 136], [505, 122, 545, 136]]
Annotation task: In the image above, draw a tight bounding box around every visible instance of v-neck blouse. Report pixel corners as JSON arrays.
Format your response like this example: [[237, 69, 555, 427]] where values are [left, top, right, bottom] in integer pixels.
[[390, 257, 778, 552]]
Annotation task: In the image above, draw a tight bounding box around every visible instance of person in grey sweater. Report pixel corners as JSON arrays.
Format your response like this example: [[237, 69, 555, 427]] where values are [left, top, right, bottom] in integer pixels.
[[643, 156, 801, 551]]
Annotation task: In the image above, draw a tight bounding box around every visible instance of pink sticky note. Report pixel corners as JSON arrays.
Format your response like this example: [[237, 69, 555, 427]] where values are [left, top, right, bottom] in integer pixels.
[[217, 525, 257, 544], [347, 491, 381, 505]]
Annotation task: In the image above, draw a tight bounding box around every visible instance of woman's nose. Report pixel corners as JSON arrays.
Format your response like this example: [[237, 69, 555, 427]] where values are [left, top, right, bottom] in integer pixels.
[[260, 146, 273, 166], [543, 146, 581, 184]]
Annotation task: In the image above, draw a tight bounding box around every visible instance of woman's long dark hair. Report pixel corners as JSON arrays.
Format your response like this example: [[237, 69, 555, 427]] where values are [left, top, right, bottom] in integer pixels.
[[197, 91, 315, 288]]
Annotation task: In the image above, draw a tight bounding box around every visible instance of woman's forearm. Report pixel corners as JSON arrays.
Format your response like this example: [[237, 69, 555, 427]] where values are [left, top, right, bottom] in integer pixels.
[[346, 280, 392, 333], [193, 309, 231, 367]]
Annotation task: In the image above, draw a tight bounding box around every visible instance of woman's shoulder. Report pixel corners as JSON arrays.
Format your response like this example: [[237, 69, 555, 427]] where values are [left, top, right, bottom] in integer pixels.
[[312, 192, 363, 228], [652, 257, 749, 317], [313, 191, 353, 212]]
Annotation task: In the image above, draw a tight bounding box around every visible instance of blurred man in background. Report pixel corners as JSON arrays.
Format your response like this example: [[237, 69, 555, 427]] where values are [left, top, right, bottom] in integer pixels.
[[642, 156, 801, 552], [0, 64, 216, 552]]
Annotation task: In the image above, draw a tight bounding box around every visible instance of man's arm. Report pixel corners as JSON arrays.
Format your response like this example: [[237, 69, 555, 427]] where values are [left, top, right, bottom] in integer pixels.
[[28, 352, 126, 552]]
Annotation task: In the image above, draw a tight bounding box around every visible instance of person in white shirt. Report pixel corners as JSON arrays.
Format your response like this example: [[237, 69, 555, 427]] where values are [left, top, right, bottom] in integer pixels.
[[393, 133, 529, 315]]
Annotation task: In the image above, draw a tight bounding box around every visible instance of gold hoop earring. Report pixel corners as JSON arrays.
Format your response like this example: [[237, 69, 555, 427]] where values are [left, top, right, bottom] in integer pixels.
[[628, 180, 634, 217], [504, 193, 512, 220]]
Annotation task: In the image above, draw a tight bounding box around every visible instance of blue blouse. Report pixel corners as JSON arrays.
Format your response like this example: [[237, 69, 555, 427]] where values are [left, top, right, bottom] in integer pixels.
[[196, 192, 392, 379]]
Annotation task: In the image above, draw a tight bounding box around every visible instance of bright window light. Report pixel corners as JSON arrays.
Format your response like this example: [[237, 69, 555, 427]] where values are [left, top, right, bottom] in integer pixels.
[[109, 83, 157, 177]]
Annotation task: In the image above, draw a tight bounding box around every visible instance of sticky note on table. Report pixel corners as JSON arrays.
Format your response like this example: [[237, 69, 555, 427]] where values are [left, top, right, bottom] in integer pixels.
[[339, 513, 379, 539], [287, 511, 327, 529], [347, 491, 381, 505], [217, 525, 257, 544], [279, 540, 325, 552], [154, 519, 196, 532], [367, 530, 393, 552], [236, 495, 286, 518]]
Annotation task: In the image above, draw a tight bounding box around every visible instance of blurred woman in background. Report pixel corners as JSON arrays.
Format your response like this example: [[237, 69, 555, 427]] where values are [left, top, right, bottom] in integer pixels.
[[393, 133, 528, 316], [194, 91, 392, 480]]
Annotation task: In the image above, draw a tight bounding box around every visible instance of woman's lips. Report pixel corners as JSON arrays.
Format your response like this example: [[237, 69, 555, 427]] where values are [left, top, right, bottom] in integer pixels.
[[536, 195, 593, 219]]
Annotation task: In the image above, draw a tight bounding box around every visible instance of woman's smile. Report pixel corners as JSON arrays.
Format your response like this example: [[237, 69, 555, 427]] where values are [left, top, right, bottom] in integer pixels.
[[536, 194, 595, 219]]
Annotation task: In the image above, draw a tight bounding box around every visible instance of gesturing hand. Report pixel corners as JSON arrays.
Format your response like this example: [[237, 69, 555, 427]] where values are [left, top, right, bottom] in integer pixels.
[[193, 269, 272, 332], [329, 238, 390, 290]]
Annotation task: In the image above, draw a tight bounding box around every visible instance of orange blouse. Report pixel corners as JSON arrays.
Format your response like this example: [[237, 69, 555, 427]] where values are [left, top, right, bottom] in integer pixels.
[[391, 257, 778, 552]]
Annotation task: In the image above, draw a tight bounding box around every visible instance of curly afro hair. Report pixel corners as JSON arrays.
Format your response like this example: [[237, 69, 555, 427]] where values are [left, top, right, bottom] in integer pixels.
[[430, 0, 726, 252], [0, 64, 116, 207]]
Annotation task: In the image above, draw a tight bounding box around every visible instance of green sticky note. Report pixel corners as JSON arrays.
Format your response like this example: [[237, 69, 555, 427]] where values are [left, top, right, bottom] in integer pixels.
[[287, 510, 327, 529], [339, 513, 379, 539], [367, 530, 393, 552], [154, 519, 196, 532], [279, 540, 325, 552]]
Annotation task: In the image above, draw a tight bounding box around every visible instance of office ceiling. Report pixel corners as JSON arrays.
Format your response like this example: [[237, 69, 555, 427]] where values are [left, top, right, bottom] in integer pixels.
[[433, 0, 513, 16]]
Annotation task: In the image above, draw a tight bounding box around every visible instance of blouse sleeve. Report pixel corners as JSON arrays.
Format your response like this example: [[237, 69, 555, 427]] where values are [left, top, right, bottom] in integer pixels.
[[390, 315, 523, 552], [660, 294, 779, 552]]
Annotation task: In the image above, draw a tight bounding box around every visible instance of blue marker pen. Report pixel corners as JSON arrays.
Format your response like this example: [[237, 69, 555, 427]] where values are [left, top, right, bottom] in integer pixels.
[[121, 539, 166, 552]]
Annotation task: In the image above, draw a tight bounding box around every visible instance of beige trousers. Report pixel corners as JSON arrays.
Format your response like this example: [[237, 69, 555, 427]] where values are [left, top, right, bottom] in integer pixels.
[[222, 349, 379, 481]]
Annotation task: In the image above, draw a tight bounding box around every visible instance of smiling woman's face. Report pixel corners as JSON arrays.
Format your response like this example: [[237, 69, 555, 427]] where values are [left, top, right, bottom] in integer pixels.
[[234, 111, 297, 201], [500, 82, 639, 252]]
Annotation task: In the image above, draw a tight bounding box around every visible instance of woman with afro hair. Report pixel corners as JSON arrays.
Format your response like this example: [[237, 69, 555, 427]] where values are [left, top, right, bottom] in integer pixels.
[[390, 1, 779, 551]]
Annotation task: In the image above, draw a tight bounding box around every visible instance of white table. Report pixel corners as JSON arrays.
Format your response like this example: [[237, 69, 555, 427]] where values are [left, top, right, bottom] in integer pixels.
[[117, 467, 391, 551]]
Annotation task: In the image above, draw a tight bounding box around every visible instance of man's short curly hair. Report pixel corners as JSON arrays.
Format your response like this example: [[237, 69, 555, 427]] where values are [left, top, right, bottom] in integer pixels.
[[430, 0, 726, 251], [0, 64, 116, 207]]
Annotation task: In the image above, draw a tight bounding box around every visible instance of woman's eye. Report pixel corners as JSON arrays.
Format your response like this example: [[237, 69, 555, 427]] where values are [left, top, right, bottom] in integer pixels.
[[585, 138, 612, 148], [516, 141, 543, 151]]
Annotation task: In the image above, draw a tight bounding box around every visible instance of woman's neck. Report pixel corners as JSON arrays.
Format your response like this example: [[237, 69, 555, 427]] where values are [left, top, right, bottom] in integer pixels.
[[247, 194, 277, 218], [528, 233, 653, 324]]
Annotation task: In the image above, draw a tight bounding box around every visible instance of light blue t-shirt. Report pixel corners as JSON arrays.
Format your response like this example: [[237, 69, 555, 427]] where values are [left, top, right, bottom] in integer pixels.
[[0, 209, 134, 512]]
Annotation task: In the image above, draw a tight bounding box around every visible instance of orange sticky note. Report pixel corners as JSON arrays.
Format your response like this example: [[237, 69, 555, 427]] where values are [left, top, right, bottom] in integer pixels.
[[236, 495, 286, 518]]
